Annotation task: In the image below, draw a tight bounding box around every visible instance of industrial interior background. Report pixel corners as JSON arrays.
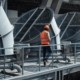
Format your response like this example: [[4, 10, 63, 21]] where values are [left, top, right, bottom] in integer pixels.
[[1, 0, 80, 80]]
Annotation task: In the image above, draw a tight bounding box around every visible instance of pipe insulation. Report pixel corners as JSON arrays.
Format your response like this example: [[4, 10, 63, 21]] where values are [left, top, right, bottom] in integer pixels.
[[0, 64, 22, 73], [0, 63, 22, 76], [51, 16, 61, 50]]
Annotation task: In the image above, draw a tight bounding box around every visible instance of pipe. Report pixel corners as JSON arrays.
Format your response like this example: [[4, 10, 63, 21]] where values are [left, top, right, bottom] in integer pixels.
[[0, 63, 22, 72], [0, 63, 22, 76], [12, 64, 22, 73]]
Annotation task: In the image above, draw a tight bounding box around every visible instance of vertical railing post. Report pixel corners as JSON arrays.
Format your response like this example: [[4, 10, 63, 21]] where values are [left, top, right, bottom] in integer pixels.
[[39, 46, 41, 71], [21, 48, 24, 75], [55, 72, 57, 80], [57, 71, 59, 80], [59, 70, 64, 80], [61, 71, 64, 80], [4, 48, 5, 79], [74, 44, 76, 63], [52, 46, 54, 68]]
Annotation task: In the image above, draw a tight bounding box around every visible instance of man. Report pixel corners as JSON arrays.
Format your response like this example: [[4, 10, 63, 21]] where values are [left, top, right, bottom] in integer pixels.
[[40, 25, 52, 66]]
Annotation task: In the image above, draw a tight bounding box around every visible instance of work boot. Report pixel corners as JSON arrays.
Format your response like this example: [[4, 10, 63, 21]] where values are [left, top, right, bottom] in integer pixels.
[[44, 61, 46, 67]]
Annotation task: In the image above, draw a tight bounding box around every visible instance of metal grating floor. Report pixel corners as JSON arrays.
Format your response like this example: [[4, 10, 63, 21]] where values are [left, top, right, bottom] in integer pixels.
[[1, 56, 80, 80]]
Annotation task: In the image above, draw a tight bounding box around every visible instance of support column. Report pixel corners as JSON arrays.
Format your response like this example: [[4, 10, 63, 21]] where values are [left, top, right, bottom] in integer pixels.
[[40, 0, 52, 8], [40, 0, 63, 14], [51, 0, 63, 14], [57, 71, 64, 80]]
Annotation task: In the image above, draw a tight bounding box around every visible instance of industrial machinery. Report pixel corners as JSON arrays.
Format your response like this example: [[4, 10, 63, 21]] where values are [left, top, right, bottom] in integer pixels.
[[14, 7, 78, 62], [0, 0, 61, 75], [1, 0, 80, 78], [0, 1, 22, 75], [13, 7, 61, 62], [1, 0, 80, 80]]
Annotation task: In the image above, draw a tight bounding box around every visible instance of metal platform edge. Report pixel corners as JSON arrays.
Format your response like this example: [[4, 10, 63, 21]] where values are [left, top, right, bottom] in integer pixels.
[[5, 63, 80, 80]]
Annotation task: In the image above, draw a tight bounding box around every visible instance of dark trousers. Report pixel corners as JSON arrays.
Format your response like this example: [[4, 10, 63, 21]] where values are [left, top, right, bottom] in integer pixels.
[[42, 45, 52, 61]]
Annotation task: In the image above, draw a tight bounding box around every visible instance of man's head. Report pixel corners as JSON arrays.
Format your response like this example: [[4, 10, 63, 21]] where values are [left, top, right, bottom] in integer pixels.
[[44, 25, 50, 30]]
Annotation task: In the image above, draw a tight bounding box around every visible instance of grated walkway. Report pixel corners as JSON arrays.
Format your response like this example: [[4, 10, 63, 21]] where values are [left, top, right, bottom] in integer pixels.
[[1, 56, 80, 80]]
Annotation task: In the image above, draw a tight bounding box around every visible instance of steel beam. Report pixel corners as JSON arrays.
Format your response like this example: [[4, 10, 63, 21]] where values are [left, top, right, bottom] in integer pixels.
[[64, 0, 80, 5], [51, 0, 63, 14], [40, 0, 52, 8], [40, 0, 63, 14]]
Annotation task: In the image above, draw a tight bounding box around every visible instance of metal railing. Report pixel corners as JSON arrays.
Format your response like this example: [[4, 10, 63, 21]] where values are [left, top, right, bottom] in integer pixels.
[[0, 42, 80, 79]]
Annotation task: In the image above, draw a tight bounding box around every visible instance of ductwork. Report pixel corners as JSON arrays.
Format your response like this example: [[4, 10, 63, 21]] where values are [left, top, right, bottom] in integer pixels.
[[0, 63, 22, 76], [0, 1, 14, 55], [51, 16, 61, 50], [0, 1, 22, 75]]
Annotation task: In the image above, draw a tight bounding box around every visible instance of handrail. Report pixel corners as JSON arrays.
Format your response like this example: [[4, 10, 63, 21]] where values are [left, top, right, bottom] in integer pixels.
[[0, 42, 80, 79], [0, 42, 80, 49]]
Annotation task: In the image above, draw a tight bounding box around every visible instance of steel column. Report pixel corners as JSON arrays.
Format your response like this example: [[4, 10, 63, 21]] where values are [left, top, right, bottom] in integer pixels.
[[21, 48, 24, 75], [51, 0, 63, 14], [40, 0, 53, 7], [39, 46, 41, 71]]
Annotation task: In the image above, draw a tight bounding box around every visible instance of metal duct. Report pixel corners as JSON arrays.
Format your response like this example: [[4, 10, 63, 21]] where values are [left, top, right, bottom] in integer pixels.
[[0, 2, 14, 55], [0, 64, 22, 76], [56, 12, 80, 43], [14, 7, 61, 50]]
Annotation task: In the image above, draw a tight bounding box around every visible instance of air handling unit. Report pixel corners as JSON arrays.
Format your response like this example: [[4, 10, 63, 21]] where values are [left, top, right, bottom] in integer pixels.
[[13, 7, 61, 61], [14, 7, 61, 50], [0, 0, 61, 74]]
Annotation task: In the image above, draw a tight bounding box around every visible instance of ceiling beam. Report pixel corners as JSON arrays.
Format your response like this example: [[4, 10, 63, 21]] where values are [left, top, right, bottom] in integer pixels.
[[51, 0, 63, 14]]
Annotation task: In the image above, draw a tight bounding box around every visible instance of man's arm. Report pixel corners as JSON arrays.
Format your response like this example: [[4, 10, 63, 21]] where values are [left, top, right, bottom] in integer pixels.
[[47, 32, 51, 41]]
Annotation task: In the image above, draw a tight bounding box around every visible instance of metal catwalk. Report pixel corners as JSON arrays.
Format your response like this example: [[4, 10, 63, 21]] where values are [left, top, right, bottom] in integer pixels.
[[1, 0, 80, 80]]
